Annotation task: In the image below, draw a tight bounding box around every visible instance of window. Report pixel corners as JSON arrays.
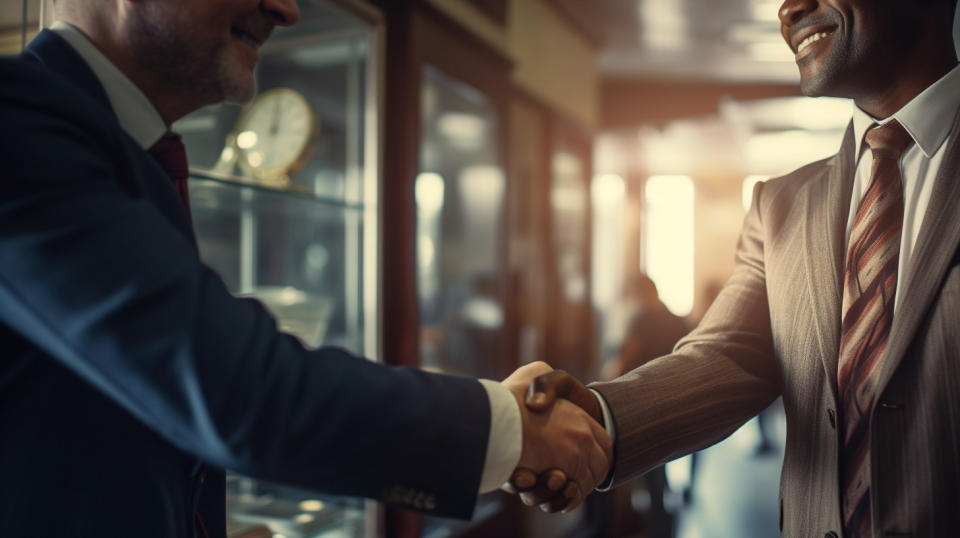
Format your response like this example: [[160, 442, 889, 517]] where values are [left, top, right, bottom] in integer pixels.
[[643, 175, 695, 316]]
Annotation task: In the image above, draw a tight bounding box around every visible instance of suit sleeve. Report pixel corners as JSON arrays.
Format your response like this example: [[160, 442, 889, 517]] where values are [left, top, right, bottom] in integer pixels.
[[591, 180, 782, 487], [0, 62, 489, 519]]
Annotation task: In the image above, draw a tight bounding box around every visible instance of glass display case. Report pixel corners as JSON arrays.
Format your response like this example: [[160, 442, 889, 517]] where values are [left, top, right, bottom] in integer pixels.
[[415, 65, 507, 381], [414, 65, 513, 538], [545, 131, 594, 379], [175, 1, 382, 536]]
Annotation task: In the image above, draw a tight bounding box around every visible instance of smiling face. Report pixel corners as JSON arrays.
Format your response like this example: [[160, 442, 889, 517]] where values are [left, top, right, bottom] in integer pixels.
[[126, 0, 299, 106], [778, 0, 952, 101]]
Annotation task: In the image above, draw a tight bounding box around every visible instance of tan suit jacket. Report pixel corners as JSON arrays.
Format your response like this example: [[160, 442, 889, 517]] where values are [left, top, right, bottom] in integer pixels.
[[592, 117, 960, 537]]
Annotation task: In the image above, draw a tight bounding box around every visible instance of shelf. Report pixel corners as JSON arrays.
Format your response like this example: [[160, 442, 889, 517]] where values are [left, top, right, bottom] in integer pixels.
[[189, 169, 366, 211]]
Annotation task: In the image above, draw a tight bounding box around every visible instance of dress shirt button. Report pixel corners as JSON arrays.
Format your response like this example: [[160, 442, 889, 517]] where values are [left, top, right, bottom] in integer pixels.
[[827, 408, 836, 429]]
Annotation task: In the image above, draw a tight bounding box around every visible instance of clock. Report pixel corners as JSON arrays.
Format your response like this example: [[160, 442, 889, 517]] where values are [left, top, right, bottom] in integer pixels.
[[233, 87, 317, 187]]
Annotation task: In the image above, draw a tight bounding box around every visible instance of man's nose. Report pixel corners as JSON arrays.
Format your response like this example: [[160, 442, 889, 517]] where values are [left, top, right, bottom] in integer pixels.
[[262, 0, 300, 26], [778, 0, 817, 26]]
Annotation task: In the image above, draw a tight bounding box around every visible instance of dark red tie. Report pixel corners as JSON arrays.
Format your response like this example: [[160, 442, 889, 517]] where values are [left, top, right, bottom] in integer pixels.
[[838, 120, 913, 538], [148, 132, 193, 223]]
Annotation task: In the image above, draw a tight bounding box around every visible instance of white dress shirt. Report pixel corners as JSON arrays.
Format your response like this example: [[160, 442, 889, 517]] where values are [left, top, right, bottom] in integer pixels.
[[51, 22, 167, 150], [848, 64, 960, 310], [48, 21, 524, 495]]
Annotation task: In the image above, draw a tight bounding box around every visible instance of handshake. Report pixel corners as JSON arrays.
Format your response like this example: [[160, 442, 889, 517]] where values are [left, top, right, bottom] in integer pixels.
[[498, 362, 612, 513]]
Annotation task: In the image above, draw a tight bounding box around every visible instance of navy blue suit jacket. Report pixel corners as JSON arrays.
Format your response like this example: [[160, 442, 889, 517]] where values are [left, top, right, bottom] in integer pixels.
[[0, 30, 491, 537]]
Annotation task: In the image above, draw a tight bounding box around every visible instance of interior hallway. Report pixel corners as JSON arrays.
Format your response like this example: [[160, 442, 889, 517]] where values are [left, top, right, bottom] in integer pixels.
[[672, 401, 786, 538]]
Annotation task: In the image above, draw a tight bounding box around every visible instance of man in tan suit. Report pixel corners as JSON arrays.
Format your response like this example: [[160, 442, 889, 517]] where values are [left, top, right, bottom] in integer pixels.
[[509, 0, 960, 535]]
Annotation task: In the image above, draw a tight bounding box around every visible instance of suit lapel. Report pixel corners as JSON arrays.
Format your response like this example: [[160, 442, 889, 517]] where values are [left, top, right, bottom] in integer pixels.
[[803, 124, 856, 404], [874, 109, 960, 399]]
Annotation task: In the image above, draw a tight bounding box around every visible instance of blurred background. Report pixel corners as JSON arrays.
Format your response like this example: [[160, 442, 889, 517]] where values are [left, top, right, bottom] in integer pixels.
[[5, 0, 957, 537]]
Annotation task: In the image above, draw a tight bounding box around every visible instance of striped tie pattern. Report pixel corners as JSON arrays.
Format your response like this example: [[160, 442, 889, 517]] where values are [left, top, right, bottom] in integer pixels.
[[838, 120, 913, 538]]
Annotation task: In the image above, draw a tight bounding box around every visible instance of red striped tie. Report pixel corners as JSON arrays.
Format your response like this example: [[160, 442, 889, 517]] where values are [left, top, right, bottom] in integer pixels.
[[838, 120, 912, 538]]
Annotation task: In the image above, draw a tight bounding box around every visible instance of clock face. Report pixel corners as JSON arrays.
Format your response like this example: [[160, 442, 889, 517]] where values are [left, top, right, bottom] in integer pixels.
[[234, 88, 316, 182]]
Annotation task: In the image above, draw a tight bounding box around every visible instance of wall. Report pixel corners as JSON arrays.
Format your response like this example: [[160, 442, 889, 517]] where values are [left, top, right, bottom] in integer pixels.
[[1, 0, 55, 55], [506, 0, 598, 129], [426, 0, 599, 130]]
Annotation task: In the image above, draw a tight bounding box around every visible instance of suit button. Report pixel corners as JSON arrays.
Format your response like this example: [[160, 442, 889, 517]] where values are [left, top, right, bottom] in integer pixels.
[[825, 532, 839, 538], [827, 409, 836, 429]]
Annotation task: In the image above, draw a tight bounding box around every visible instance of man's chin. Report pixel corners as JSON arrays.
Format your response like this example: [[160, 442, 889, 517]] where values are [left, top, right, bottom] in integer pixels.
[[222, 76, 257, 104], [797, 67, 832, 98], [798, 78, 825, 98]]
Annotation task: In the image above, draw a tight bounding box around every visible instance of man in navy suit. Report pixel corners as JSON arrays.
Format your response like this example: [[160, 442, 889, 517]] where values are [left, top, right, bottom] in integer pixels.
[[0, 0, 610, 536]]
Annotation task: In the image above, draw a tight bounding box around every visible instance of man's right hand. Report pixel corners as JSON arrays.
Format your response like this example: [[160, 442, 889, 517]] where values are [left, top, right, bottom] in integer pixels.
[[501, 368, 611, 513], [526, 370, 602, 423], [508, 370, 607, 512]]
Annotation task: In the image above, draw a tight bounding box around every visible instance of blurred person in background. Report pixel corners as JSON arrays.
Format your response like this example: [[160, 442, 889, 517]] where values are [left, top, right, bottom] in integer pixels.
[[605, 273, 688, 537], [510, 0, 960, 536], [613, 274, 689, 376]]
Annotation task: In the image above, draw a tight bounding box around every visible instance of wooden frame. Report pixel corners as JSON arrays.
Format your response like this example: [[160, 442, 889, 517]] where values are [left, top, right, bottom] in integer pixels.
[[367, 1, 515, 535], [465, 0, 509, 26], [509, 85, 597, 380]]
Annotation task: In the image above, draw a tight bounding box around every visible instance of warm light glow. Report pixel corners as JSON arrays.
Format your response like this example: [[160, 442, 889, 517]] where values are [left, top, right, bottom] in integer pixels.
[[417, 236, 436, 270], [747, 41, 794, 62], [742, 175, 769, 211], [415, 173, 445, 215], [592, 174, 626, 207], [461, 297, 504, 329], [751, 1, 782, 22], [727, 23, 783, 45], [722, 97, 851, 132], [274, 287, 303, 306], [745, 130, 844, 174], [237, 130, 258, 149], [294, 514, 315, 524], [592, 174, 627, 308], [298, 500, 325, 512], [644, 175, 695, 316], [458, 166, 505, 210], [437, 112, 486, 150], [642, 131, 694, 174], [781, 98, 851, 130], [640, 0, 688, 51], [247, 151, 263, 167]]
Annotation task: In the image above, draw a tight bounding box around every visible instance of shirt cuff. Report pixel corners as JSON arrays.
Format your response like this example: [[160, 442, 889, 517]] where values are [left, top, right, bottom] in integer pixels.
[[589, 388, 617, 491], [477, 379, 522, 493]]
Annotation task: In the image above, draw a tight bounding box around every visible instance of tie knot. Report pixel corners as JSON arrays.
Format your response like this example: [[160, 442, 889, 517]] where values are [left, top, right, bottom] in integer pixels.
[[149, 132, 189, 182], [864, 120, 913, 159]]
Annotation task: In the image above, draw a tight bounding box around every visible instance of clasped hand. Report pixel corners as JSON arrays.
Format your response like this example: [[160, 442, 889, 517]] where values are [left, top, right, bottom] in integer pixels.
[[500, 362, 610, 513]]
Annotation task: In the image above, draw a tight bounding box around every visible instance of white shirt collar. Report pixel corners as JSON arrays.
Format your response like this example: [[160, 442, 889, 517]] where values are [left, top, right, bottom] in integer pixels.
[[50, 21, 167, 149], [853, 64, 960, 159]]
